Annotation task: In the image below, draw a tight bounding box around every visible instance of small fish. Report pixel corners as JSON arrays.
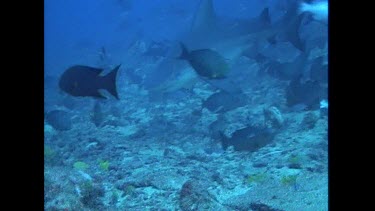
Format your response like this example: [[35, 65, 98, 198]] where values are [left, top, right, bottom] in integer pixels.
[[266, 51, 309, 81], [59, 65, 120, 99], [285, 75, 322, 109], [220, 126, 275, 152], [178, 43, 229, 79], [202, 91, 247, 113], [45, 110, 72, 131]]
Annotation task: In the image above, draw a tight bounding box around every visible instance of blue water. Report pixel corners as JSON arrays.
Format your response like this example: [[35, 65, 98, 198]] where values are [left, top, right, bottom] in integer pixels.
[[45, 0, 328, 210]]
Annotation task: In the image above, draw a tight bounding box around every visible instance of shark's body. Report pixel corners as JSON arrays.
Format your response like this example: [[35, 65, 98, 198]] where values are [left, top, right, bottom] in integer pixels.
[[185, 0, 306, 53], [144, 0, 308, 99]]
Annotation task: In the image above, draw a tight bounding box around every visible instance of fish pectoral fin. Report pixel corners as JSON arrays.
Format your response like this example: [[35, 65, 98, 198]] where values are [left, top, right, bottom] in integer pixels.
[[94, 90, 107, 99]]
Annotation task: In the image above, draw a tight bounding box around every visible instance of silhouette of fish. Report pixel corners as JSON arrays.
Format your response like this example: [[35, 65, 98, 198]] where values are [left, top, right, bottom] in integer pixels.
[[188, 0, 306, 52], [309, 56, 328, 84], [266, 51, 309, 81], [220, 126, 275, 152], [202, 91, 247, 113], [285, 75, 322, 109], [59, 65, 120, 99], [45, 110, 72, 131], [178, 43, 229, 79]]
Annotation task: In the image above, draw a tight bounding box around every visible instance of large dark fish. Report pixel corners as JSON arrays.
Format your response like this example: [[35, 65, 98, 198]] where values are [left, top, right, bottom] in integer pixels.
[[220, 126, 275, 152], [285, 75, 322, 109], [266, 51, 309, 81], [178, 43, 229, 79], [203, 91, 247, 113], [309, 56, 328, 84], [45, 110, 72, 131], [59, 65, 120, 99]]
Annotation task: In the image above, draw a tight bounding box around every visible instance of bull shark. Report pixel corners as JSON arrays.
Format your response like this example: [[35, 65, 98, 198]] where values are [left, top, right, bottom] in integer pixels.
[[183, 0, 306, 54], [144, 0, 308, 99]]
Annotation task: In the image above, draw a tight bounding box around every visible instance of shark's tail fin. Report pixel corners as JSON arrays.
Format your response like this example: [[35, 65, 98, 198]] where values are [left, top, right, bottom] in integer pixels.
[[103, 64, 120, 100]]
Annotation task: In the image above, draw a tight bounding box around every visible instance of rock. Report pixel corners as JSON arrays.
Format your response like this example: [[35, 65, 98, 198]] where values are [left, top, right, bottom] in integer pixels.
[[225, 193, 284, 211], [263, 106, 284, 129], [149, 171, 184, 190], [163, 147, 183, 158], [179, 179, 226, 211], [211, 172, 224, 185], [80, 183, 105, 209], [319, 99, 328, 117], [250, 202, 285, 211], [186, 152, 211, 162], [301, 112, 319, 129]]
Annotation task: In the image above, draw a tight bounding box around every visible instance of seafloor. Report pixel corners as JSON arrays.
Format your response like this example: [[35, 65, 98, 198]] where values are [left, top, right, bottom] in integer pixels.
[[44, 50, 328, 210]]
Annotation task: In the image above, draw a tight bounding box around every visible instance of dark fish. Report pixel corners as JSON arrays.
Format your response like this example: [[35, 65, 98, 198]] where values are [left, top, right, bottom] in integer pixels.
[[220, 126, 275, 152], [285, 75, 322, 109], [203, 91, 247, 113], [178, 43, 229, 79], [250, 202, 284, 211], [59, 65, 120, 99], [310, 56, 328, 84], [45, 110, 72, 131], [209, 114, 226, 140], [266, 52, 308, 81]]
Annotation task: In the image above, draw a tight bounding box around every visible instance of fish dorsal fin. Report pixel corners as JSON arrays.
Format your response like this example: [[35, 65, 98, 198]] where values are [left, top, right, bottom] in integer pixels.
[[191, 0, 217, 34], [72, 65, 104, 76], [93, 90, 107, 99], [177, 42, 190, 60], [90, 67, 105, 76], [258, 8, 271, 26], [286, 12, 306, 52]]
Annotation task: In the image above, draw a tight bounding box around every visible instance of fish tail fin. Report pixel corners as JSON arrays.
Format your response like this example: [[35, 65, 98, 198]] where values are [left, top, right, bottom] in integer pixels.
[[285, 12, 306, 52], [258, 7, 271, 26], [177, 42, 189, 60], [275, 1, 306, 52], [104, 64, 121, 100]]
